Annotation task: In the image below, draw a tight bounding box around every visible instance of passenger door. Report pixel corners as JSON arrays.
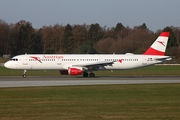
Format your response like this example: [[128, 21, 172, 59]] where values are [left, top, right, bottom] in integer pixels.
[[23, 56, 28, 65]]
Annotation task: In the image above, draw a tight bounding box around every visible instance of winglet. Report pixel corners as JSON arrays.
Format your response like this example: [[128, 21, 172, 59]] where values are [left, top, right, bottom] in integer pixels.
[[143, 32, 170, 56]]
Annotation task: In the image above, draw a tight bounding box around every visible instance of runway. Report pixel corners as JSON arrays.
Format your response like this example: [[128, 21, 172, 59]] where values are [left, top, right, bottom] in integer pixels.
[[0, 76, 180, 88]]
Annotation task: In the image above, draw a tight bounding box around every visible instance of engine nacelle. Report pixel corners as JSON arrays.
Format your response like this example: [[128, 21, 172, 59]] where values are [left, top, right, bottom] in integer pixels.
[[59, 70, 68, 75], [68, 67, 83, 75]]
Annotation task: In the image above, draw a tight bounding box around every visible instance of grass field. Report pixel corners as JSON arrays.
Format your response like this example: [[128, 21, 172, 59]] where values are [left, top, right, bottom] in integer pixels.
[[0, 84, 180, 120], [0, 65, 180, 119], [1, 65, 180, 76]]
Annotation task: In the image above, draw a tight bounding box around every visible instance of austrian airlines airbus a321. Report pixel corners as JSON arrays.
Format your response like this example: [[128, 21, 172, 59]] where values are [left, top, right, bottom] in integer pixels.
[[4, 32, 172, 78]]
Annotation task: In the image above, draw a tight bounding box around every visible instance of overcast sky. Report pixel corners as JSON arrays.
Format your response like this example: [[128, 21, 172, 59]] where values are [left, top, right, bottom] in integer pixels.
[[0, 0, 179, 31]]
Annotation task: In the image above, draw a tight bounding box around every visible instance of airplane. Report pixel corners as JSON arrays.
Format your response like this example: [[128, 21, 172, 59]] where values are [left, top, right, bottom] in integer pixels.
[[4, 32, 172, 78]]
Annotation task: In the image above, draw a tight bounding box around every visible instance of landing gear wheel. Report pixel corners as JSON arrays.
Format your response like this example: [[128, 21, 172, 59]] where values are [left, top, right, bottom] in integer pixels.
[[83, 72, 88, 77], [22, 74, 26, 78], [89, 73, 95, 77]]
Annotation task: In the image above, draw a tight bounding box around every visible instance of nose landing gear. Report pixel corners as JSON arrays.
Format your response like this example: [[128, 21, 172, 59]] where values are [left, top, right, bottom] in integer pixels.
[[22, 70, 27, 78]]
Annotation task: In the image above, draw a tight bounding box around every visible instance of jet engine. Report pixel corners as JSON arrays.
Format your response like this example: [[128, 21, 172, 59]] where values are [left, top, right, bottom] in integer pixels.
[[68, 67, 83, 75]]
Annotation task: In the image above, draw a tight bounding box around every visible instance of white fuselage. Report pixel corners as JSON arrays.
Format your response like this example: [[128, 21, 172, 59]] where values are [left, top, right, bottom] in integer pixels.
[[4, 54, 168, 70]]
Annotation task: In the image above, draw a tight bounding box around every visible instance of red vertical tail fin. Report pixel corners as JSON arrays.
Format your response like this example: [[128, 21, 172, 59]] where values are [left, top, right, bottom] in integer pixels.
[[143, 32, 170, 56]]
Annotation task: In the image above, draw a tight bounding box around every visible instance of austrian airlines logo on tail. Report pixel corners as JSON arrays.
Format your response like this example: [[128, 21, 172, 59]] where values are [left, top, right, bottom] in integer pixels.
[[157, 41, 165, 46], [30, 56, 42, 63], [143, 32, 170, 56]]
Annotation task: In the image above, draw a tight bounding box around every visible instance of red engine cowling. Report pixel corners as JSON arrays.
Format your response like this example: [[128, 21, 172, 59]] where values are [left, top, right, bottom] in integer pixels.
[[68, 67, 83, 75], [59, 70, 68, 75]]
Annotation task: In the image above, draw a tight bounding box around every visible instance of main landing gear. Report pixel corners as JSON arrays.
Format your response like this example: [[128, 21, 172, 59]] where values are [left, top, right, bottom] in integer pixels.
[[83, 72, 95, 77], [22, 70, 27, 78]]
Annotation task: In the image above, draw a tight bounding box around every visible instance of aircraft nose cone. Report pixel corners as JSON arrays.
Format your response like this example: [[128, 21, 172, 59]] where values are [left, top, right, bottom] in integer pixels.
[[4, 62, 8, 68], [4, 61, 12, 69]]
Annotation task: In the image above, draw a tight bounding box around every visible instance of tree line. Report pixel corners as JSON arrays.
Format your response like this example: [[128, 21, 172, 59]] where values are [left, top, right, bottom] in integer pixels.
[[0, 19, 180, 63]]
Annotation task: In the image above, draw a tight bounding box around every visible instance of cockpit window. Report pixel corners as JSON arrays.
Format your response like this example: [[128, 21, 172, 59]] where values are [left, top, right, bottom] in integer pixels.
[[10, 58, 18, 61]]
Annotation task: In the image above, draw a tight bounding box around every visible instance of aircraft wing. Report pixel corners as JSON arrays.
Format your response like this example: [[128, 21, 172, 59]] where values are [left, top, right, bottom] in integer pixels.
[[72, 61, 115, 70], [73, 61, 114, 67]]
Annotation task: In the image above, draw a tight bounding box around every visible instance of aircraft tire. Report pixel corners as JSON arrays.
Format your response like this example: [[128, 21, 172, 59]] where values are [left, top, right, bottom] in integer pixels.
[[89, 73, 95, 77], [22, 74, 26, 78], [83, 72, 88, 77]]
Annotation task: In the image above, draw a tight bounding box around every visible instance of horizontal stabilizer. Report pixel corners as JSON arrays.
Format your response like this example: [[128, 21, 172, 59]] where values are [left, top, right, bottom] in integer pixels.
[[155, 56, 172, 61]]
